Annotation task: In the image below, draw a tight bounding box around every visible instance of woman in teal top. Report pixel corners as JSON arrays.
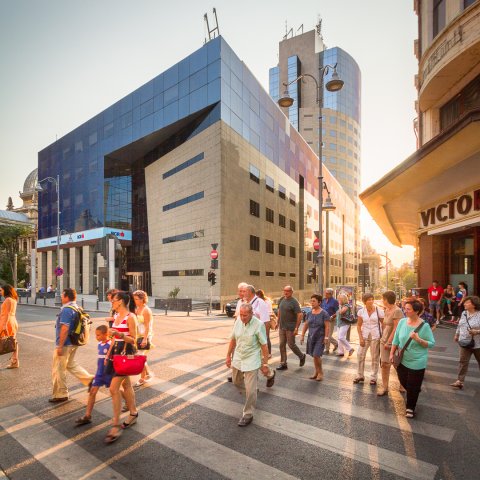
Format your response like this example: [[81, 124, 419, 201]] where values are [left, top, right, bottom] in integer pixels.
[[390, 300, 435, 419]]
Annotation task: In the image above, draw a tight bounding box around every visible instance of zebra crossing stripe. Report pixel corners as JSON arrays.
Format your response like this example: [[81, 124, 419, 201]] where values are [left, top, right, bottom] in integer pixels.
[[0, 404, 128, 480], [316, 358, 480, 389], [147, 377, 438, 480], [171, 363, 455, 442], [70, 390, 300, 480]]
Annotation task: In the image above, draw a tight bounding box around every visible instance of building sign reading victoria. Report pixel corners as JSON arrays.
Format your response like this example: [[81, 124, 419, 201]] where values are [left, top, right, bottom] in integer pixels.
[[420, 189, 480, 228]]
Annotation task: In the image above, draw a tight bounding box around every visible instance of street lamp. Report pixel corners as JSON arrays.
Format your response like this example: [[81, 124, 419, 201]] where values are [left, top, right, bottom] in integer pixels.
[[35, 175, 62, 306], [278, 64, 344, 294], [322, 183, 336, 288]]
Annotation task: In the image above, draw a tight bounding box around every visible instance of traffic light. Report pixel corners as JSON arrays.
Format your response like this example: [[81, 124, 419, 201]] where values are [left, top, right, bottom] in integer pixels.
[[207, 271, 216, 285]]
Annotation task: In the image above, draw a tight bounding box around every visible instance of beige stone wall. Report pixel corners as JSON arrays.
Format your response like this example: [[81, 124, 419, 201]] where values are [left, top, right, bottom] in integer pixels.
[[146, 123, 222, 301], [145, 120, 357, 304]]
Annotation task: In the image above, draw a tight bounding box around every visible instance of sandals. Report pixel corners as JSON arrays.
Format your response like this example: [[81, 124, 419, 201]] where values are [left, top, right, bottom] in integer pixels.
[[122, 412, 138, 429], [75, 415, 92, 426], [133, 378, 146, 388], [121, 404, 129, 413], [450, 380, 464, 389], [104, 425, 122, 444], [6, 359, 19, 369], [369, 380, 377, 386], [353, 377, 364, 384], [309, 374, 318, 380]]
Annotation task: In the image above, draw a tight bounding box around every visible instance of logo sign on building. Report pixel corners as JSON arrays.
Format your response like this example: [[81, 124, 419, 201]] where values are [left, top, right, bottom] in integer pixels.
[[419, 189, 480, 228], [37, 227, 132, 249]]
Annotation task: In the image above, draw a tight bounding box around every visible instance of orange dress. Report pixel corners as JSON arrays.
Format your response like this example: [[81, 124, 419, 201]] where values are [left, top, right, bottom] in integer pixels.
[[0, 298, 18, 337]]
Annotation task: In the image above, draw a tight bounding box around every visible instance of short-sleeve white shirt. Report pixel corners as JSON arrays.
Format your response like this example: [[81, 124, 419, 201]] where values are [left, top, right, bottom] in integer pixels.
[[358, 306, 384, 340]]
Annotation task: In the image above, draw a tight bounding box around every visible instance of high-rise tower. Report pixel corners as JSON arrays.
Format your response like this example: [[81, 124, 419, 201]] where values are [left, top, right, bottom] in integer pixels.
[[270, 24, 362, 280]]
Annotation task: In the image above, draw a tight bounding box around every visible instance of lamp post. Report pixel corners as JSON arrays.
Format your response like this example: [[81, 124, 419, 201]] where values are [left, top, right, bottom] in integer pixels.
[[278, 64, 344, 294], [35, 175, 62, 306], [322, 183, 336, 288]]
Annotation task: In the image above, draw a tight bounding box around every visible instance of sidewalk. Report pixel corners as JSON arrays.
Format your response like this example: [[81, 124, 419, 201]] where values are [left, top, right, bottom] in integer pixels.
[[16, 294, 226, 317]]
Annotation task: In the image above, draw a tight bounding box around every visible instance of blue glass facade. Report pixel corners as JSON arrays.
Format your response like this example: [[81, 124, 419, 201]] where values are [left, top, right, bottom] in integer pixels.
[[321, 47, 361, 125], [268, 66, 279, 103], [287, 56, 300, 130]]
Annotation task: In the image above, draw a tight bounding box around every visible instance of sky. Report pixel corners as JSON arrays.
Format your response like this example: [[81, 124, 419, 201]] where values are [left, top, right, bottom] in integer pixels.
[[0, 0, 417, 266]]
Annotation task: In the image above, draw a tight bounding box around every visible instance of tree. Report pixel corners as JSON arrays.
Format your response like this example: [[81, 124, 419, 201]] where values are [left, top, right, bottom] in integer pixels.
[[0, 225, 33, 285]]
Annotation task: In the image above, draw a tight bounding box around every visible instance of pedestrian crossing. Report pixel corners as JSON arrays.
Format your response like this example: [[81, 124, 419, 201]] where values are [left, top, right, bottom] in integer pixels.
[[0, 344, 477, 480]]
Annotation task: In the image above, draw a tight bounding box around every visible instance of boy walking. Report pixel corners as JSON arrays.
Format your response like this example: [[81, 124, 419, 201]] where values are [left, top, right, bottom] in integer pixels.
[[75, 325, 112, 425]]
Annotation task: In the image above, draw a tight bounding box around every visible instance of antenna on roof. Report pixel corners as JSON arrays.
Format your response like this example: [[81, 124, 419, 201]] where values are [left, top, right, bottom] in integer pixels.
[[204, 8, 220, 43], [297, 24, 304, 35]]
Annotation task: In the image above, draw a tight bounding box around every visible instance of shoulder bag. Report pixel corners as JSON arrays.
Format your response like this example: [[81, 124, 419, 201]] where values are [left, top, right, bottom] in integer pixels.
[[392, 322, 424, 369], [341, 306, 356, 324], [458, 312, 475, 349], [0, 331, 16, 355], [111, 342, 146, 376]]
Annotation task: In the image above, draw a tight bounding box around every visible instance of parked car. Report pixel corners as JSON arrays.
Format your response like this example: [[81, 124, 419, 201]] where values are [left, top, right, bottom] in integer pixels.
[[225, 299, 239, 317]]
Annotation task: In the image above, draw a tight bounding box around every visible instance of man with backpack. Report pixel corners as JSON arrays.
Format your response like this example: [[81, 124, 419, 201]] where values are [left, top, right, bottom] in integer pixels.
[[49, 288, 94, 403]]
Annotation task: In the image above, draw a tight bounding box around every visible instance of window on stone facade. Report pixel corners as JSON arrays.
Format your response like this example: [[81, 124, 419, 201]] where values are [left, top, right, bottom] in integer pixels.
[[266, 207, 274, 223], [250, 200, 260, 217], [433, 0, 446, 38], [250, 235, 260, 251], [266, 239, 274, 254], [289, 246, 296, 258], [279, 243, 286, 256], [279, 214, 286, 228], [289, 220, 296, 232]]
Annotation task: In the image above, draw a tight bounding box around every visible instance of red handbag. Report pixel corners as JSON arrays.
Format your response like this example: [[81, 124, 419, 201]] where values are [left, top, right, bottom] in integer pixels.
[[112, 354, 146, 376]]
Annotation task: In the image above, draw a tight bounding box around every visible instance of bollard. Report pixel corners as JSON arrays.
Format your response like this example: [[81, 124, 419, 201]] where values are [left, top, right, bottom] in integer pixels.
[[96, 299, 99, 310], [34, 296, 37, 305], [18, 296, 22, 304], [44, 296, 46, 306], [187, 306, 190, 317], [26, 296, 29, 304], [165, 306, 168, 316], [206, 306, 210, 316]]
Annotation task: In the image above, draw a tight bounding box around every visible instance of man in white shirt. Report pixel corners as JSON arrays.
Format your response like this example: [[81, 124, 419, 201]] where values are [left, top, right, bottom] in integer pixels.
[[228, 282, 248, 383], [243, 285, 270, 324]]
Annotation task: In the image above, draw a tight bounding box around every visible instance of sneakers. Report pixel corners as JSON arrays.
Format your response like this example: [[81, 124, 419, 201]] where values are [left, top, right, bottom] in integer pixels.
[[299, 354, 306, 367], [276, 364, 288, 371]]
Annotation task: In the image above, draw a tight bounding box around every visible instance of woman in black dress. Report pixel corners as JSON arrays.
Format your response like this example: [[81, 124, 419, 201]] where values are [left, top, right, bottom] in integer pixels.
[[300, 294, 330, 381]]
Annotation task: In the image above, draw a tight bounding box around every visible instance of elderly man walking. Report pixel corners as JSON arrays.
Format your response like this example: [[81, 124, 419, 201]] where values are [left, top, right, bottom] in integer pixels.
[[276, 285, 306, 370], [226, 304, 275, 426], [322, 288, 339, 354]]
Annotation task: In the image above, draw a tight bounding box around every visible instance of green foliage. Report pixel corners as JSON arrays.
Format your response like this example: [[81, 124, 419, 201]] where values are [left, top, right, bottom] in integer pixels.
[[168, 286, 180, 298], [0, 225, 33, 285]]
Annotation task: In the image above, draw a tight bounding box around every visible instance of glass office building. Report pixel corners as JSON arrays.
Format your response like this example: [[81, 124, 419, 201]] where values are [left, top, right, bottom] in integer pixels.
[[37, 36, 356, 301]]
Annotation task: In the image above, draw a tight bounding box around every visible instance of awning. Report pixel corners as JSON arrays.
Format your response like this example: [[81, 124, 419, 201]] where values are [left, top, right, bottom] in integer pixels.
[[360, 110, 480, 246]]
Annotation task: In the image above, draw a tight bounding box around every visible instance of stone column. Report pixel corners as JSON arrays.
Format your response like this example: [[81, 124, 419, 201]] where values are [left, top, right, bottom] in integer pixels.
[[46, 250, 53, 290], [82, 245, 94, 294], [58, 249, 65, 292], [70, 247, 81, 292], [37, 252, 47, 293]]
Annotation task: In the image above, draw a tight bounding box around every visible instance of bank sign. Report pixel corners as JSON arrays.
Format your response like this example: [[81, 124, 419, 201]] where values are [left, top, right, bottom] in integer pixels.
[[420, 189, 480, 228], [37, 227, 132, 249]]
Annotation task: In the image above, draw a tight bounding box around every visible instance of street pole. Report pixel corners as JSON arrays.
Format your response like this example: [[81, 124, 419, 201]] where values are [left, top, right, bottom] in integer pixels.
[[55, 174, 61, 306], [317, 75, 324, 295]]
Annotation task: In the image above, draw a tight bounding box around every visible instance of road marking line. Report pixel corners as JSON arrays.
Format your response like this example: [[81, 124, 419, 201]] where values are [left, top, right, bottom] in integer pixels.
[[0, 404, 127, 480], [172, 363, 455, 442], [17, 331, 55, 343], [71, 390, 300, 480], [147, 378, 438, 480], [316, 358, 480, 388]]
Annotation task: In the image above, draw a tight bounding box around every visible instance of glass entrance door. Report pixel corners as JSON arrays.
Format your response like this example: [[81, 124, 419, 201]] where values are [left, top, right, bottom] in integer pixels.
[[450, 235, 474, 293]]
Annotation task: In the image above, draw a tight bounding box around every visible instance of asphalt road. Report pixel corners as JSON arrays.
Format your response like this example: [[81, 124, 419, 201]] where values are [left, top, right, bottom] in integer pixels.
[[0, 305, 479, 480]]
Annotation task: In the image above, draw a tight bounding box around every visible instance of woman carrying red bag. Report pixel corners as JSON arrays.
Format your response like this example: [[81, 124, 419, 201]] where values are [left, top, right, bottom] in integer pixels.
[[105, 291, 139, 444]]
